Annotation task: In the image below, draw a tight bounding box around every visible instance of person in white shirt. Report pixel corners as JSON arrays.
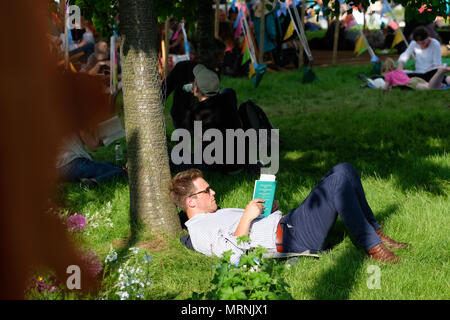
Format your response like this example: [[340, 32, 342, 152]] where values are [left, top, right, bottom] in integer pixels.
[[57, 126, 127, 186], [170, 164, 409, 265], [397, 26, 444, 83]]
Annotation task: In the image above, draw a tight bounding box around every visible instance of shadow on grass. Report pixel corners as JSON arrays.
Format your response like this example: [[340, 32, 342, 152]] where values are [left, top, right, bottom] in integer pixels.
[[309, 245, 367, 300], [326, 204, 399, 251], [309, 205, 399, 300]]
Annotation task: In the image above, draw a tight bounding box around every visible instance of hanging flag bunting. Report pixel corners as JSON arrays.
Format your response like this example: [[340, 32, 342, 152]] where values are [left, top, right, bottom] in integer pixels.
[[391, 29, 404, 48], [381, 0, 408, 47], [286, 1, 317, 82], [241, 42, 251, 65], [234, 13, 243, 39], [239, 0, 266, 88], [278, 1, 288, 17], [341, 1, 378, 63], [287, 2, 313, 62], [283, 21, 295, 40], [248, 62, 256, 79], [343, 13, 356, 31], [354, 35, 367, 56], [233, 7, 242, 29]]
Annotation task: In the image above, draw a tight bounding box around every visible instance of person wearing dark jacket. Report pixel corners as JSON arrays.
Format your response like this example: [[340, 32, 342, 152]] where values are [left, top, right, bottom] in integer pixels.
[[164, 61, 244, 174]]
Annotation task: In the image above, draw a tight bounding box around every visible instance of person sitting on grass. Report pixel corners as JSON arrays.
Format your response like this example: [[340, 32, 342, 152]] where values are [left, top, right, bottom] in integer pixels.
[[397, 26, 442, 82], [56, 126, 127, 187], [382, 58, 450, 91], [169, 163, 409, 265], [164, 61, 244, 174]]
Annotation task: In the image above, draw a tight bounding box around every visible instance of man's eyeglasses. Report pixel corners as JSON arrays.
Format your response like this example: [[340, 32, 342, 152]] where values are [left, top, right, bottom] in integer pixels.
[[188, 186, 212, 197]]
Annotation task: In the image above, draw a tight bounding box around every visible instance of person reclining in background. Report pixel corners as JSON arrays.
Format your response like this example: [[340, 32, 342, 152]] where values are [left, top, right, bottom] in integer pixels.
[[56, 126, 127, 187], [383, 58, 450, 90], [170, 163, 409, 265], [397, 26, 443, 82]]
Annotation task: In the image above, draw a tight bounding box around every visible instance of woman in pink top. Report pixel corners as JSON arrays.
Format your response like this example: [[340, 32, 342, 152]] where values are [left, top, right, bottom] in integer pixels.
[[382, 58, 450, 90]]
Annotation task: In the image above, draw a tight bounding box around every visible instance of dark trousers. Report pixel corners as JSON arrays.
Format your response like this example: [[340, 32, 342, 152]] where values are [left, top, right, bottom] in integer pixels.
[[407, 69, 438, 82], [59, 158, 127, 183], [281, 163, 382, 253]]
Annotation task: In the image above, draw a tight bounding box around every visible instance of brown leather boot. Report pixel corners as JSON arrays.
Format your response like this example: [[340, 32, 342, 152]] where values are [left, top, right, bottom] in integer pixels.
[[376, 229, 409, 249], [367, 243, 400, 264]]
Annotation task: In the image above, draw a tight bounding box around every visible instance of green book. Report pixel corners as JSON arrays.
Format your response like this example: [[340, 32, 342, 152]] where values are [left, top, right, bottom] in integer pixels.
[[252, 174, 277, 218]]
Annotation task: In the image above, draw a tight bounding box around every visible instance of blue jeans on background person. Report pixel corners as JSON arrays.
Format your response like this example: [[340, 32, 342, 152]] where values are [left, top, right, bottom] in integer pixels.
[[281, 162, 382, 253], [59, 157, 127, 183]]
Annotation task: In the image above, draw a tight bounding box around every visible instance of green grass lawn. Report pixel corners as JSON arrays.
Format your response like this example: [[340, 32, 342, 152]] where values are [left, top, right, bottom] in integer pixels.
[[55, 64, 449, 300]]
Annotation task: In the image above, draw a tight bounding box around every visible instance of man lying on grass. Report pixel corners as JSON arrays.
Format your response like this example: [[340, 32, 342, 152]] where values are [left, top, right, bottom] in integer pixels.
[[170, 163, 409, 264]]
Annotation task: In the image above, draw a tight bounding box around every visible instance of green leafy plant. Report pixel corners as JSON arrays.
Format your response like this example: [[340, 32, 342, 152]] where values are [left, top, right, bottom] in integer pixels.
[[192, 236, 293, 300]]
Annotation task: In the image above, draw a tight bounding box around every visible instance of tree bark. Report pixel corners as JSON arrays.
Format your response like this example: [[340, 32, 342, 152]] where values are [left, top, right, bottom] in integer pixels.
[[332, 19, 339, 65], [119, 0, 181, 236], [196, 0, 217, 69], [214, 0, 220, 39]]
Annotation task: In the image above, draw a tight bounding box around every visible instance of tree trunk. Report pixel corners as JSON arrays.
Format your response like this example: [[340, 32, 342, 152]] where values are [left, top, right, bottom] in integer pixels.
[[196, 0, 217, 69], [332, 19, 339, 65], [119, 0, 181, 236], [214, 0, 220, 39]]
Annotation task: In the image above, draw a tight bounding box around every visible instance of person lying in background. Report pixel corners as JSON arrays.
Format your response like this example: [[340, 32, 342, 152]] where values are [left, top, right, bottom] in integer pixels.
[[56, 126, 127, 187], [382, 58, 450, 91]]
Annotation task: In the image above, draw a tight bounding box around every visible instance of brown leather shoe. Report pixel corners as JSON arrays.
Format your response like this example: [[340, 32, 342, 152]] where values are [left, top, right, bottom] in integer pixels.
[[376, 229, 409, 249], [367, 243, 400, 264]]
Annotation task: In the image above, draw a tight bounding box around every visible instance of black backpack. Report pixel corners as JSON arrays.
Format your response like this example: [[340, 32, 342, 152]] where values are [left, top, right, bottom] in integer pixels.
[[238, 100, 278, 164], [238, 100, 275, 132]]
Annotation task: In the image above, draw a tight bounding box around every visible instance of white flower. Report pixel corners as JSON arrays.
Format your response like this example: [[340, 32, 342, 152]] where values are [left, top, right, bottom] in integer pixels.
[[117, 291, 129, 300], [129, 247, 139, 255], [105, 246, 118, 263], [249, 265, 260, 273]]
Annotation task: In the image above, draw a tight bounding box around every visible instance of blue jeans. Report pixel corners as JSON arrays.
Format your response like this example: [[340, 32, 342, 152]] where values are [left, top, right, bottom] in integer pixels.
[[59, 158, 127, 183], [281, 163, 382, 253]]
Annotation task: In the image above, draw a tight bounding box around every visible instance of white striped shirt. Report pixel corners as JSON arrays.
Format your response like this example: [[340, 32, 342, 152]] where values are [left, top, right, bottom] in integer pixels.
[[185, 208, 283, 264]]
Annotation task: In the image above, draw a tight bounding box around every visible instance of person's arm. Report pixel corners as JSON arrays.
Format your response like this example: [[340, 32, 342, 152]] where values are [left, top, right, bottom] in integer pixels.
[[169, 33, 184, 49], [233, 199, 265, 237], [430, 40, 442, 70], [397, 41, 415, 70], [77, 31, 94, 48], [87, 60, 110, 76], [79, 127, 103, 152]]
